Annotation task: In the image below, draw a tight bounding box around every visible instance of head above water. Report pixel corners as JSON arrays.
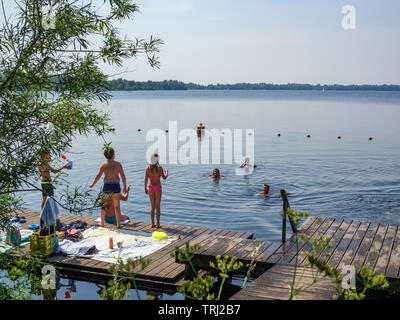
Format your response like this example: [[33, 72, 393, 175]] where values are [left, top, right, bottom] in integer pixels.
[[263, 184, 270, 192], [104, 147, 115, 160], [212, 168, 220, 177]]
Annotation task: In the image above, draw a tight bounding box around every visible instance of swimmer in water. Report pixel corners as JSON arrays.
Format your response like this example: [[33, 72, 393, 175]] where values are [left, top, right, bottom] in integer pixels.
[[196, 123, 206, 140], [209, 168, 224, 180], [260, 184, 270, 196], [240, 157, 256, 168]]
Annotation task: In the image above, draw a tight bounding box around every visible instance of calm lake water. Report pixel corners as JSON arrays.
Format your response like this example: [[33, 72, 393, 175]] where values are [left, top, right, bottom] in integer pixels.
[[19, 90, 400, 299]]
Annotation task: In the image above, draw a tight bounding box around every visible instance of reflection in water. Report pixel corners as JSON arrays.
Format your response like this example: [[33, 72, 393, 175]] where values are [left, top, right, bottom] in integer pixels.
[[146, 290, 163, 300]]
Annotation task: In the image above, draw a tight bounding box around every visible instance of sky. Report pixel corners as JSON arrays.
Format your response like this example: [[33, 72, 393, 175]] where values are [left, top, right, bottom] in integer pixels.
[[2, 0, 400, 84]]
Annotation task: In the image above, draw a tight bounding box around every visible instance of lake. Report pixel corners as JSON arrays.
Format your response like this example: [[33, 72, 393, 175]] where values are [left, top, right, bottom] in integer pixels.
[[19, 89, 400, 299], [22, 90, 400, 241]]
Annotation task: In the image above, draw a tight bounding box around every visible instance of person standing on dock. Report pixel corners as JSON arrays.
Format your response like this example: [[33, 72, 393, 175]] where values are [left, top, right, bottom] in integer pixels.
[[38, 151, 71, 209], [89, 147, 127, 229], [145, 153, 168, 228]]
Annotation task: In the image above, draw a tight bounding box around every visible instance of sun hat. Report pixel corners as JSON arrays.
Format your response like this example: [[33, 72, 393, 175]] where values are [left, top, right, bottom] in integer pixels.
[[150, 153, 159, 165]]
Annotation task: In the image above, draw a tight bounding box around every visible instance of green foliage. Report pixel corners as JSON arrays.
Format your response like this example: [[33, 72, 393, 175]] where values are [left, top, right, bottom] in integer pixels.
[[0, 192, 23, 230], [109, 79, 187, 91], [178, 274, 216, 300], [59, 184, 102, 214], [334, 266, 389, 300], [100, 257, 151, 300], [0, 0, 162, 300], [173, 242, 201, 277], [108, 79, 400, 91], [175, 242, 250, 300], [285, 208, 390, 300], [0, 0, 162, 195], [0, 254, 51, 300]]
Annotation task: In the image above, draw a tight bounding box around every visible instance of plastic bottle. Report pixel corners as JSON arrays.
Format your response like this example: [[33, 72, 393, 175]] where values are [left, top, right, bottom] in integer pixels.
[[61, 154, 73, 170], [109, 237, 113, 249]]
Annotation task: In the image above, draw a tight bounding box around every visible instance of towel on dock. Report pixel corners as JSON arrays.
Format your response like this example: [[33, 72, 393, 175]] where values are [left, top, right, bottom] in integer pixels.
[[58, 226, 177, 264], [0, 229, 33, 253]]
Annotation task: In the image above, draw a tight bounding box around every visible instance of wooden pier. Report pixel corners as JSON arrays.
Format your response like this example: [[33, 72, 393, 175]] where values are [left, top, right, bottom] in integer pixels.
[[6, 210, 400, 299], [9, 210, 253, 293]]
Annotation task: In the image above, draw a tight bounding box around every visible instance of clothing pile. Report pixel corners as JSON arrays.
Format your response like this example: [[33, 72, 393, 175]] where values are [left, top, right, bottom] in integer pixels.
[[58, 228, 83, 242], [56, 220, 88, 242], [60, 220, 88, 231]]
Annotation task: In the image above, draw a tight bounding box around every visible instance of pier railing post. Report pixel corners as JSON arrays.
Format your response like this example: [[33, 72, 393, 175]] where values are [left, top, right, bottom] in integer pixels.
[[280, 189, 297, 243]]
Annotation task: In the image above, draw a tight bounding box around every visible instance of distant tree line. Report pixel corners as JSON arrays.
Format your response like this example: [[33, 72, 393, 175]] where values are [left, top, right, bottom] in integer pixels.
[[108, 79, 187, 90], [108, 79, 400, 91]]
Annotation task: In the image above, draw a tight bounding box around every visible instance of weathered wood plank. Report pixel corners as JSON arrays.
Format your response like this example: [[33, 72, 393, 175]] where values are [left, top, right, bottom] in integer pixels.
[[386, 225, 400, 279], [336, 220, 370, 272], [363, 224, 388, 271], [350, 222, 380, 271], [325, 220, 362, 269], [374, 225, 397, 275]]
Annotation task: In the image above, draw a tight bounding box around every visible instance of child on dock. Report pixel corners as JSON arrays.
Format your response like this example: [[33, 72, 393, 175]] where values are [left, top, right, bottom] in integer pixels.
[[101, 185, 131, 227], [145, 153, 168, 228], [38, 151, 71, 209], [89, 147, 128, 229]]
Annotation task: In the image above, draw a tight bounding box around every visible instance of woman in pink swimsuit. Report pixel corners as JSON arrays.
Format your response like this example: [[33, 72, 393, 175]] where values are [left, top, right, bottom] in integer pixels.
[[145, 153, 168, 228]]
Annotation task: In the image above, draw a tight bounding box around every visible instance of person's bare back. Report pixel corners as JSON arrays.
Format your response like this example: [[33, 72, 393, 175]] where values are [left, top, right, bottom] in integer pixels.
[[102, 159, 123, 183]]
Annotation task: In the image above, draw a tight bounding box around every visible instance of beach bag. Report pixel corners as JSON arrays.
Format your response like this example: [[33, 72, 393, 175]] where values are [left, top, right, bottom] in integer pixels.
[[5, 224, 22, 247]]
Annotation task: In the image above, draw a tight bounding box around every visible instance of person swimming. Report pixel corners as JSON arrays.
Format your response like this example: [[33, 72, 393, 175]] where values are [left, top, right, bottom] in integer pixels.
[[240, 157, 256, 168], [196, 123, 206, 138], [145, 153, 168, 228], [209, 168, 224, 180], [260, 184, 270, 196]]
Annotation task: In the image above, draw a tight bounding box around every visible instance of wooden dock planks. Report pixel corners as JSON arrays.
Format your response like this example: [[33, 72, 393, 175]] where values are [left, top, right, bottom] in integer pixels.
[[10, 210, 253, 284], [229, 264, 337, 300], [8, 210, 400, 300], [184, 216, 400, 283]]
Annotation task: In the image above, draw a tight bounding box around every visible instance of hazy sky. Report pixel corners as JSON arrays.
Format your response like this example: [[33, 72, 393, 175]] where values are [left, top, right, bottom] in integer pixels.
[[3, 0, 400, 84]]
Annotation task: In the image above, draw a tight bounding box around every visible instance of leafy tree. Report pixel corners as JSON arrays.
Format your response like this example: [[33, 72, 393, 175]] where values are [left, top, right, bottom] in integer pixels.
[[0, 0, 162, 299], [0, 0, 162, 228]]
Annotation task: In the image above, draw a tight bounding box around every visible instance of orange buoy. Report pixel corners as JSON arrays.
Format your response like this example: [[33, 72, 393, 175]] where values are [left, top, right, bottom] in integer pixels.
[[337, 136, 341, 139], [277, 133, 281, 137], [306, 134, 311, 138], [138, 129, 141, 132], [368, 137, 373, 141]]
